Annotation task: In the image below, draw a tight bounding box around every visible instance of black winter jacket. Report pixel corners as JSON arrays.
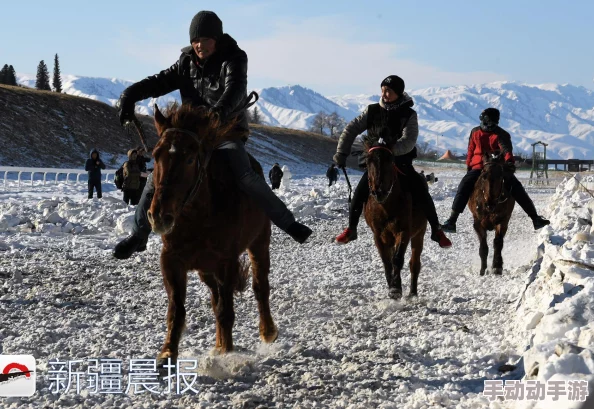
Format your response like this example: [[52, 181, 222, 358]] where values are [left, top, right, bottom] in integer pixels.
[[337, 93, 419, 167], [269, 165, 284, 182], [120, 34, 249, 137], [85, 149, 106, 180]]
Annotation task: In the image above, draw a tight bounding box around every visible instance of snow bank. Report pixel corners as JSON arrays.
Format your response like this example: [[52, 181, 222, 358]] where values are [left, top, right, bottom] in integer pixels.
[[513, 174, 594, 408]]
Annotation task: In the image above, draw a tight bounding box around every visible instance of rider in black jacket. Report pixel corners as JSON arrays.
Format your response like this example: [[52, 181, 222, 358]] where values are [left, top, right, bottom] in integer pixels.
[[113, 11, 312, 259]]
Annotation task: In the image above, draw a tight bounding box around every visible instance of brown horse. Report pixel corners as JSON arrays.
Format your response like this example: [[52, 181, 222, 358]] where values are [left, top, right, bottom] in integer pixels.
[[364, 144, 427, 299], [469, 153, 516, 275], [147, 104, 278, 364]]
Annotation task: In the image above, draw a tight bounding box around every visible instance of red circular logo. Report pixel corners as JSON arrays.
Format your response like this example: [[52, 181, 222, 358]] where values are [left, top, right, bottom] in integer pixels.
[[3, 363, 31, 378]]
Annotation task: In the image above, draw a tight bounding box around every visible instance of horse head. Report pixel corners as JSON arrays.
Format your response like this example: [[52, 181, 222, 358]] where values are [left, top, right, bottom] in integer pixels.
[[365, 140, 398, 204], [480, 151, 514, 212], [147, 104, 237, 234]]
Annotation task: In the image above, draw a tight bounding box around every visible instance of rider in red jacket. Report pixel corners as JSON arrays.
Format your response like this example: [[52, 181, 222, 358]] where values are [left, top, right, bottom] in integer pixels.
[[441, 108, 550, 233]]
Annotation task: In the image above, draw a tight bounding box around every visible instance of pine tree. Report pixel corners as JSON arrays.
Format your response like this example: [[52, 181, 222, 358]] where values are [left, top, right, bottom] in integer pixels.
[[52, 54, 62, 92], [0, 64, 8, 85], [7, 65, 17, 86], [250, 107, 261, 124], [36, 60, 51, 91]]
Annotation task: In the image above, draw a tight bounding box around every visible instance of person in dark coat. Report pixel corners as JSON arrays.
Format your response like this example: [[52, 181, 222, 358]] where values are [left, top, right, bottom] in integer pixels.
[[441, 108, 550, 233], [332, 75, 451, 248], [326, 164, 339, 186], [85, 148, 105, 199], [113, 10, 312, 259], [269, 163, 283, 190], [123, 149, 142, 205], [135, 146, 151, 193]]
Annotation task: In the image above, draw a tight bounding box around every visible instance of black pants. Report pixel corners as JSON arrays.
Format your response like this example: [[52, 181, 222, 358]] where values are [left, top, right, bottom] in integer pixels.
[[271, 180, 281, 190], [452, 170, 537, 216], [348, 164, 440, 232], [88, 179, 102, 199], [133, 140, 296, 236], [123, 189, 142, 206], [328, 178, 337, 187]]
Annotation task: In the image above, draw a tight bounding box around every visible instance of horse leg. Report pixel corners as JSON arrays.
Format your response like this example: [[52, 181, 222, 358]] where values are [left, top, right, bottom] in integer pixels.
[[374, 235, 395, 298], [248, 228, 278, 344], [473, 221, 488, 276], [201, 273, 222, 349], [492, 222, 508, 275], [391, 233, 409, 299], [157, 254, 188, 365], [408, 232, 424, 297], [214, 262, 237, 354]]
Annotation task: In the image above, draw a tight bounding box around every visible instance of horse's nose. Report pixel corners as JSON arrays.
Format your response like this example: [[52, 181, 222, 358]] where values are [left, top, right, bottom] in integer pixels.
[[147, 210, 154, 225]]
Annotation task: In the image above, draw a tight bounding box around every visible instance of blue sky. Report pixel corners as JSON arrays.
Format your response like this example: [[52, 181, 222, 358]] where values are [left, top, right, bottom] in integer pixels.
[[1, 0, 593, 95]]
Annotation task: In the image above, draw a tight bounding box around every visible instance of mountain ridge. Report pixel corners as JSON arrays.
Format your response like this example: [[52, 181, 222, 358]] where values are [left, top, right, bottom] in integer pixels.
[[16, 73, 594, 159]]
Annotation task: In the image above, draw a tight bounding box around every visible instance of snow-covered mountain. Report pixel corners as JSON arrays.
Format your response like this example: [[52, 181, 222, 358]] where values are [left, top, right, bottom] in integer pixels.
[[16, 73, 179, 116], [17, 73, 594, 159]]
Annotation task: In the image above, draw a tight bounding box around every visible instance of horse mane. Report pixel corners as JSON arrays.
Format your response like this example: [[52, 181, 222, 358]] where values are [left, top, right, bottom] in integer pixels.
[[163, 104, 241, 147]]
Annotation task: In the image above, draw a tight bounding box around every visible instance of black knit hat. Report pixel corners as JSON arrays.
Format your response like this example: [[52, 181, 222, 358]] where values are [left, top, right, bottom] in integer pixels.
[[480, 108, 500, 124], [189, 11, 223, 42], [380, 75, 405, 95]]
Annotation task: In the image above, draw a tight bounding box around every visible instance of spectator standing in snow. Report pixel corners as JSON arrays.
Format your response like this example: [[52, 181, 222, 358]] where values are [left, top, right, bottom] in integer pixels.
[[122, 149, 142, 205], [135, 146, 152, 193], [85, 148, 105, 199], [326, 163, 340, 186], [269, 163, 283, 190]]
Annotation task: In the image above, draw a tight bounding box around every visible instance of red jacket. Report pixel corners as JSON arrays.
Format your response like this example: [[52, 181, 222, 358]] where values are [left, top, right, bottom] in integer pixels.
[[466, 126, 515, 170]]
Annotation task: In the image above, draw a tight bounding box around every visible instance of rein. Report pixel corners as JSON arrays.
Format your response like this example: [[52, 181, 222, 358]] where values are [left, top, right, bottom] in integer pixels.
[[367, 146, 405, 204]]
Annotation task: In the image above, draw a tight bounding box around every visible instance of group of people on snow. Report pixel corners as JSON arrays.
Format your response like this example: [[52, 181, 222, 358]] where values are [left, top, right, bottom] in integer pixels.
[[102, 10, 548, 259], [84, 147, 150, 205]]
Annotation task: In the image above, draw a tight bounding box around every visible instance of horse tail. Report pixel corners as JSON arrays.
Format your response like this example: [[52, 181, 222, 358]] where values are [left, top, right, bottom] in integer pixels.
[[235, 254, 251, 294]]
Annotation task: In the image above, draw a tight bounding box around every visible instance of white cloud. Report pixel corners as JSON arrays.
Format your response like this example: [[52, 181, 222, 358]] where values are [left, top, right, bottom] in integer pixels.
[[241, 17, 507, 94]]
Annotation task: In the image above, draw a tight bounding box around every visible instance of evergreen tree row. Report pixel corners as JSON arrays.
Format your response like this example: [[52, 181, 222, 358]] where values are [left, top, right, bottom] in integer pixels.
[[0, 64, 18, 86], [36, 54, 62, 92], [1, 54, 63, 92]]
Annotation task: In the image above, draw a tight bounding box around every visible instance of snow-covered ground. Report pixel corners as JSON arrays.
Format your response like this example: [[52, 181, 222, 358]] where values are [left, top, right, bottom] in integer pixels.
[[0, 168, 571, 408], [505, 175, 594, 409]]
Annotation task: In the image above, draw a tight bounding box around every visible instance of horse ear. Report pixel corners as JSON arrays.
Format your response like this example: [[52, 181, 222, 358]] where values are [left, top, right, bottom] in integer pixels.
[[153, 104, 167, 136]]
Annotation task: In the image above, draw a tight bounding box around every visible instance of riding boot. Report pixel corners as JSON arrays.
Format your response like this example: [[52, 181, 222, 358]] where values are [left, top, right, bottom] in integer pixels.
[[336, 171, 369, 243], [113, 173, 154, 259], [441, 210, 460, 233]]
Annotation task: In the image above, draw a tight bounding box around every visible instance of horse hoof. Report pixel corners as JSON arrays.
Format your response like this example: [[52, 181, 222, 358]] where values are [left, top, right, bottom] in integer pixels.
[[492, 268, 503, 275], [156, 352, 176, 369], [388, 289, 402, 300], [260, 325, 279, 344], [479, 269, 486, 276], [406, 293, 418, 300]]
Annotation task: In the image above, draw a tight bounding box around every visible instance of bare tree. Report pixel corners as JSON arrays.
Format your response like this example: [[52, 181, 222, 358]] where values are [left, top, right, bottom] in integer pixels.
[[327, 112, 347, 139], [310, 111, 328, 135], [416, 141, 439, 160]]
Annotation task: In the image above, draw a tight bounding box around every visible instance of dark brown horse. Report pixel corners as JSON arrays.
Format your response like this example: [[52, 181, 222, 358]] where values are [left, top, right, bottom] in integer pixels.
[[469, 153, 516, 275], [147, 104, 278, 364], [364, 144, 427, 299]]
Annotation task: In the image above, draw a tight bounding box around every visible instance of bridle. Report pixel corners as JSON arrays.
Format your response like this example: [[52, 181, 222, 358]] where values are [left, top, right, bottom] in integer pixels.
[[481, 160, 511, 211], [158, 127, 213, 212], [151, 92, 260, 215], [367, 146, 405, 204]]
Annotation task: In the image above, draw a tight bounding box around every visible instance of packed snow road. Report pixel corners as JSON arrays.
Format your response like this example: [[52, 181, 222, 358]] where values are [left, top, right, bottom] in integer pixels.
[[0, 172, 552, 408]]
